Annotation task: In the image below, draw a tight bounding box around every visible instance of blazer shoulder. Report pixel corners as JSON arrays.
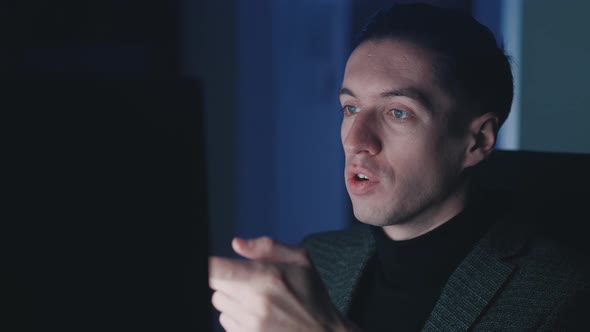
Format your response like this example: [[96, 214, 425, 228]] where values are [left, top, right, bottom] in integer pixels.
[[474, 223, 590, 330], [518, 231, 589, 291]]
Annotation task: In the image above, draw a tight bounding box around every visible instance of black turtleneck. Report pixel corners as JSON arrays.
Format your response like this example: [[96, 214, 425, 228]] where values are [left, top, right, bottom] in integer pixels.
[[348, 206, 493, 332]]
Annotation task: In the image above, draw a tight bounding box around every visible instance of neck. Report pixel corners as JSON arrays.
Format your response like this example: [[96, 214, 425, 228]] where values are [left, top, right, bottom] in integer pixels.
[[382, 181, 469, 241]]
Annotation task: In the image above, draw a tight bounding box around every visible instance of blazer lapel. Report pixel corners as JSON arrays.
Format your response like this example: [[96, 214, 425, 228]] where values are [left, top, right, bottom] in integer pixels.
[[422, 216, 527, 332], [316, 228, 376, 314], [422, 246, 515, 331]]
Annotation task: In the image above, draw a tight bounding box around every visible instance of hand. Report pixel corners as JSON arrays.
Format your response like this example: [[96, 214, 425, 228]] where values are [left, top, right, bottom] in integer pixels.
[[209, 237, 357, 332]]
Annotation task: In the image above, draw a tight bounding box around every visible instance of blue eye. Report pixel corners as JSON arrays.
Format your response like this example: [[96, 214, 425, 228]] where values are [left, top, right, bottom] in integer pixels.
[[343, 105, 361, 115], [392, 109, 410, 119]]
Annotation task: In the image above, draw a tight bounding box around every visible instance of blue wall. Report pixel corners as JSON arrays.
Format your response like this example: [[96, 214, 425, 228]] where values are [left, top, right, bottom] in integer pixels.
[[236, 0, 351, 245]]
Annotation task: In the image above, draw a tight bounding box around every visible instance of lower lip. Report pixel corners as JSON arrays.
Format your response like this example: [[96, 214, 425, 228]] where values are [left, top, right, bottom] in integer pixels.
[[346, 177, 379, 195]]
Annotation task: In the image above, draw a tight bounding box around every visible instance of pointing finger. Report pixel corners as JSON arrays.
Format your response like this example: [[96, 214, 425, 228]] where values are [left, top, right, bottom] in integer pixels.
[[209, 256, 258, 287], [232, 237, 309, 265]]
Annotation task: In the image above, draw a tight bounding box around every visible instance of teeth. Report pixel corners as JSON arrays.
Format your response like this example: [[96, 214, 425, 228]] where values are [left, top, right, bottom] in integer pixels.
[[357, 174, 369, 180]]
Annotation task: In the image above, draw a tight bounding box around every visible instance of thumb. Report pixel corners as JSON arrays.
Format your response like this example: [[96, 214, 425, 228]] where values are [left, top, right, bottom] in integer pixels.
[[232, 236, 309, 265]]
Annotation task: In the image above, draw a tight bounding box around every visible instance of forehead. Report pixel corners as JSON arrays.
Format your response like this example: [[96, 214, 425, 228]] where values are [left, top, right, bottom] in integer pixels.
[[342, 39, 438, 98]]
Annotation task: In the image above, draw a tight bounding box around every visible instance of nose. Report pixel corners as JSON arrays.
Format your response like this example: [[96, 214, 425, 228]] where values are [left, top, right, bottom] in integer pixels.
[[342, 112, 382, 156]]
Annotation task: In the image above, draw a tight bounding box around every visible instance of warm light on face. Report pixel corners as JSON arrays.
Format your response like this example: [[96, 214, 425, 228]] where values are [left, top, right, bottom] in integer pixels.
[[340, 39, 469, 238]]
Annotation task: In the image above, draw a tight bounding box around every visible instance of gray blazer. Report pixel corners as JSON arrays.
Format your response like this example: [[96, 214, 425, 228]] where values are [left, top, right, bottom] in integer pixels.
[[302, 214, 588, 331]]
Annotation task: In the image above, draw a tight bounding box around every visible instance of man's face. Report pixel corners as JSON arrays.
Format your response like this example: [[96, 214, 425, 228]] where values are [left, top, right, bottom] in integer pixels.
[[340, 39, 470, 230]]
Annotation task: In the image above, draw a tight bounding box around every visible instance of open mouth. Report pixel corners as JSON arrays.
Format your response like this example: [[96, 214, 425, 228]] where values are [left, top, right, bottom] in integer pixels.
[[356, 173, 370, 182], [346, 166, 379, 195], [347, 171, 377, 195]]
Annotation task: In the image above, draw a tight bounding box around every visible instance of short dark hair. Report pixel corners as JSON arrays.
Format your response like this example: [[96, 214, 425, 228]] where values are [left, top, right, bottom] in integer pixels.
[[357, 3, 513, 130]]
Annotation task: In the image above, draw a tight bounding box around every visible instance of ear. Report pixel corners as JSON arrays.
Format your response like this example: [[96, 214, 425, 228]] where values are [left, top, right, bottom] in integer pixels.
[[462, 112, 499, 169]]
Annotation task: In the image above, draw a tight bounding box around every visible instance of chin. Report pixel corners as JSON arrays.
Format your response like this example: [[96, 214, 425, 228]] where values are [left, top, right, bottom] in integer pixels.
[[352, 197, 419, 227], [352, 205, 397, 227]]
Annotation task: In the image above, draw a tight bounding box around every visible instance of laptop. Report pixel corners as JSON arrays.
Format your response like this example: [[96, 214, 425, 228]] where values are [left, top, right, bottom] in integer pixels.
[[2, 78, 211, 331]]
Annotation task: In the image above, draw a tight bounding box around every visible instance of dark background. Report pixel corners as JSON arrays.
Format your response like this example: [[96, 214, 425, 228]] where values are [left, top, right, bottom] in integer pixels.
[[2, 1, 209, 330], [0, 0, 180, 77]]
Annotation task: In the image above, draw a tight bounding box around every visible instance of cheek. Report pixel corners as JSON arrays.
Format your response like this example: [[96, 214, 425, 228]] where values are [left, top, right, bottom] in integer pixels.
[[383, 131, 449, 180], [396, 148, 439, 183], [340, 119, 354, 146], [383, 131, 431, 162], [427, 138, 467, 189]]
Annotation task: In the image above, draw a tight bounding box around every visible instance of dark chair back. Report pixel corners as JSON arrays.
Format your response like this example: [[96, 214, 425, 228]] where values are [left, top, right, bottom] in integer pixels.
[[473, 149, 590, 253]]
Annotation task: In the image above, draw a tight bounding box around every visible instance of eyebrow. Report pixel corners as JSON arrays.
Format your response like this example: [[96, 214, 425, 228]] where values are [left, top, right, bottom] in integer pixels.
[[339, 87, 433, 112]]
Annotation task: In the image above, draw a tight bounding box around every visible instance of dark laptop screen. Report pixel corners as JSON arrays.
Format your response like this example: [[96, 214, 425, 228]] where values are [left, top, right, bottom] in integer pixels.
[[3, 79, 210, 331]]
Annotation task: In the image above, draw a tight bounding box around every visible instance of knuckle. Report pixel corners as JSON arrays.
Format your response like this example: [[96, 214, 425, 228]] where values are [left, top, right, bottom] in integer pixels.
[[259, 297, 273, 317], [218, 312, 231, 329], [264, 266, 286, 289], [258, 236, 274, 250], [249, 296, 272, 326], [249, 318, 263, 332], [210, 291, 222, 310], [294, 247, 311, 265]]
